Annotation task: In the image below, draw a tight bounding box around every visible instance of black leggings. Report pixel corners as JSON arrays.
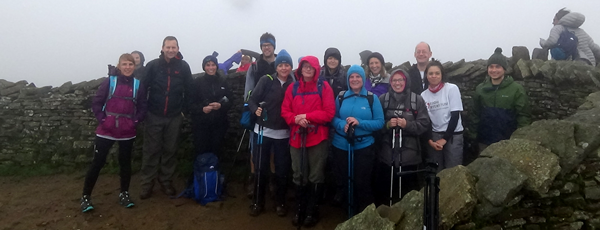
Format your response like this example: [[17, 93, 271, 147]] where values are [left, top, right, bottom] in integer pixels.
[[82, 136, 134, 196]]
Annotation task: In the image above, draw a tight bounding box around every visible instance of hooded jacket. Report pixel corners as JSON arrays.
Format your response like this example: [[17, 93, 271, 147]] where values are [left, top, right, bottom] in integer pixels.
[[540, 12, 600, 66], [243, 54, 276, 100], [281, 56, 335, 148], [471, 75, 531, 145], [143, 51, 193, 117], [332, 65, 385, 151], [319, 48, 347, 98], [377, 69, 430, 166], [92, 74, 148, 140], [189, 72, 233, 126], [248, 73, 294, 130], [365, 73, 389, 97]]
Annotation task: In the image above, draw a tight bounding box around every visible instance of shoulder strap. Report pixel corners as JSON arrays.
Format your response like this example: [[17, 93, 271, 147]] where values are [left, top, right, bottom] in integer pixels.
[[103, 76, 118, 111], [260, 74, 274, 101], [366, 91, 374, 117], [317, 79, 324, 99], [384, 92, 390, 110], [292, 81, 300, 97], [337, 90, 347, 108], [410, 92, 418, 117], [133, 78, 140, 100]]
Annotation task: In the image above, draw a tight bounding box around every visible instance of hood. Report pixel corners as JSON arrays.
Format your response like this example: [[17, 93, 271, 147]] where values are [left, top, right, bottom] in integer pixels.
[[159, 51, 184, 61], [388, 69, 410, 94], [345, 65, 367, 96], [558, 12, 585, 28], [323, 47, 342, 67], [132, 50, 145, 67], [482, 75, 515, 90], [295, 56, 321, 83]]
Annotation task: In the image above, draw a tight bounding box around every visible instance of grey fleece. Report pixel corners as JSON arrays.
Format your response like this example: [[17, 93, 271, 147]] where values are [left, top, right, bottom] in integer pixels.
[[540, 12, 600, 66]]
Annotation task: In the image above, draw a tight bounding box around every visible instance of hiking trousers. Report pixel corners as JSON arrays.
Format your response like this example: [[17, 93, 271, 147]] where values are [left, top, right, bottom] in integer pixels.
[[428, 132, 463, 172], [290, 141, 328, 186], [83, 136, 134, 196], [140, 112, 183, 189], [332, 145, 374, 213], [252, 136, 290, 205]]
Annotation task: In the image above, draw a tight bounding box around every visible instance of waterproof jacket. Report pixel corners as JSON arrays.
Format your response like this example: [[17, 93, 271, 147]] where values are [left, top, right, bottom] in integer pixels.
[[143, 52, 193, 117], [471, 75, 531, 145], [540, 12, 600, 66], [332, 65, 385, 151], [408, 64, 427, 94], [364, 74, 389, 97], [243, 54, 276, 100], [378, 69, 430, 166], [248, 73, 294, 130], [92, 74, 148, 140], [189, 73, 233, 125], [281, 56, 335, 148], [319, 66, 347, 98]]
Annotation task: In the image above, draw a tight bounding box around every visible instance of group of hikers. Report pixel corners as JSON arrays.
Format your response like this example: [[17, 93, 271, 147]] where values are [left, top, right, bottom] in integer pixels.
[[78, 7, 598, 228]]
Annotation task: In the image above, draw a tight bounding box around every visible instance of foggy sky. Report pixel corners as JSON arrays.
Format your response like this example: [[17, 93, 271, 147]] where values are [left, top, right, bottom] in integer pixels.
[[1, 0, 599, 87]]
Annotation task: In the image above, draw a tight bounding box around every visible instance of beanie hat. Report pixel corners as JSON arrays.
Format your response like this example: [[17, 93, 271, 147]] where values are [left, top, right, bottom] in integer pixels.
[[275, 49, 293, 69], [202, 55, 218, 71], [324, 48, 342, 66], [346, 64, 366, 79], [487, 47, 508, 70], [260, 38, 276, 50], [367, 52, 385, 66]]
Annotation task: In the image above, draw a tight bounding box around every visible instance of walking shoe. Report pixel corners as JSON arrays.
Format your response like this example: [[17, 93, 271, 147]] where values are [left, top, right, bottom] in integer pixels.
[[276, 204, 287, 217], [303, 214, 319, 227], [140, 187, 153, 200], [292, 212, 304, 226], [248, 204, 263, 216], [161, 184, 176, 196], [119, 191, 135, 208], [80, 195, 94, 213]]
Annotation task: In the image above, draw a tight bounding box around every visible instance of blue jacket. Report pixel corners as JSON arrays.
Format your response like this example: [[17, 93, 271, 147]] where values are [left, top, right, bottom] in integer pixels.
[[332, 65, 385, 150]]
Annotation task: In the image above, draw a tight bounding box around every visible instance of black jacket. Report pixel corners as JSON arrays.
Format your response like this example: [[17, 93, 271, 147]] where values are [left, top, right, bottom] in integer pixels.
[[248, 73, 293, 130], [319, 66, 347, 98], [189, 73, 233, 125], [408, 64, 427, 94], [142, 52, 193, 117]]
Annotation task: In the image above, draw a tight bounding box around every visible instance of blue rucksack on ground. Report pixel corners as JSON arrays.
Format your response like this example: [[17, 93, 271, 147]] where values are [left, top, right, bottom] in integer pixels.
[[178, 153, 223, 205], [552, 26, 579, 60]]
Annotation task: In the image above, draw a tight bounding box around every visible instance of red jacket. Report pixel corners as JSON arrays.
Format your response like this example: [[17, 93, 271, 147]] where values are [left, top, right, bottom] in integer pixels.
[[236, 62, 253, 72], [281, 56, 335, 148]]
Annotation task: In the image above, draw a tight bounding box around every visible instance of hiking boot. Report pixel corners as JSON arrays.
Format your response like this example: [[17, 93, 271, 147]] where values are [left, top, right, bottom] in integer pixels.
[[248, 204, 263, 216], [80, 195, 94, 213], [140, 186, 153, 200], [292, 185, 308, 226], [276, 204, 287, 217], [161, 184, 176, 196], [119, 191, 135, 208], [303, 214, 319, 228], [304, 183, 323, 227]]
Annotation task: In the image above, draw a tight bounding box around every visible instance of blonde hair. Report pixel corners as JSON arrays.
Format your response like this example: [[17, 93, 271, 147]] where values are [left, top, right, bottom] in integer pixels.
[[117, 53, 135, 68]]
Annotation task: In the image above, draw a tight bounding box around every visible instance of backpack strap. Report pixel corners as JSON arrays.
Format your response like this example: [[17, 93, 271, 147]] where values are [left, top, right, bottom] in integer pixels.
[[366, 91, 374, 117], [338, 90, 375, 117], [103, 76, 118, 111], [410, 92, 418, 117], [337, 90, 347, 108], [292, 80, 324, 99], [384, 92, 391, 111], [133, 78, 140, 100]]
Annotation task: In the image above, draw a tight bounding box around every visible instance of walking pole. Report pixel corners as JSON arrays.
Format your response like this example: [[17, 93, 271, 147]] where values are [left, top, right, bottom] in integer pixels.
[[347, 125, 355, 218], [298, 126, 307, 230], [398, 127, 403, 202], [253, 102, 266, 208], [389, 127, 395, 207]]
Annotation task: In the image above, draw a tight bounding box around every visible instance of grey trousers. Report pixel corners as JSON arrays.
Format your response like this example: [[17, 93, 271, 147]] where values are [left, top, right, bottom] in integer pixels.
[[290, 141, 328, 185], [140, 112, 183, 189], [428, 132, 463, 172]]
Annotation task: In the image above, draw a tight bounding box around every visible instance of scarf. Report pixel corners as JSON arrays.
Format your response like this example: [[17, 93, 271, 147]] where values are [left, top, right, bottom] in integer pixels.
[[428, 82, 445, 93], [370, 74, 383, 87]]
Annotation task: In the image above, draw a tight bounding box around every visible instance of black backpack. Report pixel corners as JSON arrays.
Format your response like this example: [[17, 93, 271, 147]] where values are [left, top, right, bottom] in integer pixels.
[[555, 26, 579, 60], [382, 91, 418, 118]]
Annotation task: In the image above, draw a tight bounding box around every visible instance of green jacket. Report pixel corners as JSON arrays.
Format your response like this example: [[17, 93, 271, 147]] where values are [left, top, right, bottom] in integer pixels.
[[470, 75, 531, 145]]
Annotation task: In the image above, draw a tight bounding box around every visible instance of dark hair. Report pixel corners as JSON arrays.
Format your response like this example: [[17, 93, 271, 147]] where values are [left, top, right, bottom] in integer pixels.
[[554, 8, 570, 21], [162, 36, 179, 48], [259, 32, 275, 44], [424, 58, 445, 83]]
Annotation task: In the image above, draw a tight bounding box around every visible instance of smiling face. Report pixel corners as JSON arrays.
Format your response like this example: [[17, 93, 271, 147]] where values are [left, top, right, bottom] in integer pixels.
[[426, 66, 442, 86], [368, 58, 382, 76], [390, 72, 406, 93], [348, 73, 363, 92], [119, 60, 135, 77], [277, 63, 291, 77], [162, 39, 179, 60], [487, 64, 505, 81], [414, 42, 432, 65], [326, 56, 339, 70], [204, 61, 217, 75], [261, 43, 274, 58], [301, 62, 315, 81]]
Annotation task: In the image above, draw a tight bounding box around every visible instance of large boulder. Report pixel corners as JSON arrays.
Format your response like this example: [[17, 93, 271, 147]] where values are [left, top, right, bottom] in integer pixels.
[[438, 165, 478, 230], [511, 120, 585, 175], [392, 190, 424, 230], [481, 139, 561, 195], [335, 204, 395, 230]]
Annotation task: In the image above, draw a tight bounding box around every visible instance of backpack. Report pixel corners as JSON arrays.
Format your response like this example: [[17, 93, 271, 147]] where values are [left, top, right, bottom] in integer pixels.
[[382, 91, 418, 118], [178, 153, 223, 205], [292, 79, 325, 99], [553, 26, 579, 60], [102, 76, 140, 112], [240, 74, 274, 130], [337, 90, 375, 116]]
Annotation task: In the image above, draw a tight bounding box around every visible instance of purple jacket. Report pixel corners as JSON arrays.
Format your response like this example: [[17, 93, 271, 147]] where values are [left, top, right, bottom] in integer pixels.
[[364, 77, 389, 97], [92, 75, 148, 139]]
